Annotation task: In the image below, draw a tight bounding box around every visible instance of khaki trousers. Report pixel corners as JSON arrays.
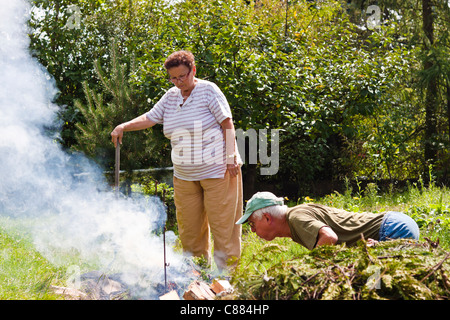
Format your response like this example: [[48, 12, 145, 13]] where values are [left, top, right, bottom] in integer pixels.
[[173, 168, 243, 270]]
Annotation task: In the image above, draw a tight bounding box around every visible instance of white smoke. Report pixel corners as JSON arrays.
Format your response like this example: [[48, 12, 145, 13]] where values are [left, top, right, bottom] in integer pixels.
[[0, 0, 189, 299]]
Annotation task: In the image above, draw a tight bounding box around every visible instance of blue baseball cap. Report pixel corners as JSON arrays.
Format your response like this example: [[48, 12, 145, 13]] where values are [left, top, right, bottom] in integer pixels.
[[236, 191, 284, 224]]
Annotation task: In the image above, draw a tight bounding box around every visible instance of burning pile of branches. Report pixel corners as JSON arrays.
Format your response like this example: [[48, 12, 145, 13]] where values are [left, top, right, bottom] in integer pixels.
[[229, 239, 450, 300], [50, 255, 231, 300]]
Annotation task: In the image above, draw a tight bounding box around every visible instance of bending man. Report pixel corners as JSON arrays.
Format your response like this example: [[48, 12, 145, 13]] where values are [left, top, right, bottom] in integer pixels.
[[236, 191, 420, 249]]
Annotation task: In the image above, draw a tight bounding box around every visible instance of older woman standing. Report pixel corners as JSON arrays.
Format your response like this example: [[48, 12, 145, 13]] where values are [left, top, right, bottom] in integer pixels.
[[110, 51, 243, 271]]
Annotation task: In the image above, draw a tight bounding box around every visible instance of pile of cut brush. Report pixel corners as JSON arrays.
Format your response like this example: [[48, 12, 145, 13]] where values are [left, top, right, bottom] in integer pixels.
[[228, 238, 450, 300]]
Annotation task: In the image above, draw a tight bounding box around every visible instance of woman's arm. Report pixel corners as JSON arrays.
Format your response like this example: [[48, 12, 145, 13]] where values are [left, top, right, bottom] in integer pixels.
[[111, 114, 156, 147], [220, 117, 239, 177]]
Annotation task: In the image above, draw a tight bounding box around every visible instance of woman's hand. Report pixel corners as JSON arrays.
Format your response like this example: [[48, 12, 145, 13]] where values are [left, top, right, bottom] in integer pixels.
[[110, 114, 156, 147], [227, 160, 240, 177], [111, 124, 124, 147]]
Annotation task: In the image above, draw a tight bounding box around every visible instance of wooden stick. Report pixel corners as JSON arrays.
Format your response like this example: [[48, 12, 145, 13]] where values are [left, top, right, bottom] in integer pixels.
[[115, 138, 120, 195], [420, 251, 450, 283]]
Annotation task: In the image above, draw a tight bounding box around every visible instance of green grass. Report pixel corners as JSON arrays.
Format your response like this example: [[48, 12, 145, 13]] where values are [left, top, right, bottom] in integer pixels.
[[0, 225, 65, 299]]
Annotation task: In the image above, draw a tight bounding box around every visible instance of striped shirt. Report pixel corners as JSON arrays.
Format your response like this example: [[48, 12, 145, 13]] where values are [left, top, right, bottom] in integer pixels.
[[145, 78, 241, 181]]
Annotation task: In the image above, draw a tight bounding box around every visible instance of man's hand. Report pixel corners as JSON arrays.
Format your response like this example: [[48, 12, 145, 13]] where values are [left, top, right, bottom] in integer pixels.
[[367, 238, 379, 247]]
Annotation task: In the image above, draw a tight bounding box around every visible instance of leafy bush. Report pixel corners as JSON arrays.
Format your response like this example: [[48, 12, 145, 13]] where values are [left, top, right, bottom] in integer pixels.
[[229, 239, 450, 300]]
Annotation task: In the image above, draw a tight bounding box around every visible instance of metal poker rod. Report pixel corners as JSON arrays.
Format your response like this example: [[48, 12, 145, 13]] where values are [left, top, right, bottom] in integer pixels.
[[115, 138, 120, 196]]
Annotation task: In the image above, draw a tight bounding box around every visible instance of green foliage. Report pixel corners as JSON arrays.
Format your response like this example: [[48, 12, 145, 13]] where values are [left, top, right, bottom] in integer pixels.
[[136, 178, 174, 203], [30, 0, 111, 147], [73, 40, 172, 171], [29, 0, 450, 195], [405, 182, 450, 246]]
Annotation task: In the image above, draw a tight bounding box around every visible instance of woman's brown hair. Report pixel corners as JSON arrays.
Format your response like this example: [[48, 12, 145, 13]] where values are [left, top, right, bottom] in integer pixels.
[[164, 50, 195, 70]]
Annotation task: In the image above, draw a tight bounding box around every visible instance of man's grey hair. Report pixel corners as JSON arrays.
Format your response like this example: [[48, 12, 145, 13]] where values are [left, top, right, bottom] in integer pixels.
[[252, 204, 288, 220]]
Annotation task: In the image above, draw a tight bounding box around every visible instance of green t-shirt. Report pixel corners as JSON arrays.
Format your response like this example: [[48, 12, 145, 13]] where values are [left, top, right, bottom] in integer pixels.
[[287, 203, 385, 250]]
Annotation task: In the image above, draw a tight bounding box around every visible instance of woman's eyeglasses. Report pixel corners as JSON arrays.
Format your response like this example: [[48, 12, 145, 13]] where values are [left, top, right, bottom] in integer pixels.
[[169, 69, 191, 83]]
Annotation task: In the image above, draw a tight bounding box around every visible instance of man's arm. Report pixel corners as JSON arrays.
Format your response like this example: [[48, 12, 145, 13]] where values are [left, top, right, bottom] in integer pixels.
[[315, 226, 338, 247]]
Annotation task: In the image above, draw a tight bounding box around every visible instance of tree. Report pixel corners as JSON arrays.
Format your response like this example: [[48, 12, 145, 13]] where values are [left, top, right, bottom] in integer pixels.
[[344, 0, 450, 184], [74, 41, 172, 172], [29, 0, 172, 148], [422, 0, 438, 168], [30, 0, 108, 147]]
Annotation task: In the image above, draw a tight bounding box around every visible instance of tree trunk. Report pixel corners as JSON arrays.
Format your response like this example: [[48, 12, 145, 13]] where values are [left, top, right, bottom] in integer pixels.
[[447, 80, 450, 145], [422, 0, 438, 168]]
